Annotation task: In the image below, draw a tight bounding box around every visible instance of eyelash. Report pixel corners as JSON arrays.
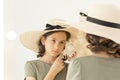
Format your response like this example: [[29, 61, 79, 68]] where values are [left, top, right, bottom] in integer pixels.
[[51, 40, 65, 44], [60, 41, 65, 44]]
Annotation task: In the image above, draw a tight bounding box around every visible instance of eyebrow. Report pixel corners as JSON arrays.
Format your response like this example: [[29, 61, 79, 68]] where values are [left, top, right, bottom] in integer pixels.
[[51, 38, 66, 42]]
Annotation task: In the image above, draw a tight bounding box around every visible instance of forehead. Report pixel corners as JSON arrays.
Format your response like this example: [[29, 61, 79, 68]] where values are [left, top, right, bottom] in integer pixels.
[[47, 32, 67, 41]]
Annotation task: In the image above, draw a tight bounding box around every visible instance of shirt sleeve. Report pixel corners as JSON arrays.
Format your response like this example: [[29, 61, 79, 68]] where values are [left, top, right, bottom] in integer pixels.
[[66, 58, 81, 80], [24, 61, 37, 79]]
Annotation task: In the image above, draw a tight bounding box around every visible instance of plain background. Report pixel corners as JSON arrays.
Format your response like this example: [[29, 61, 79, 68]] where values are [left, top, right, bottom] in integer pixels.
[[0, 0, 3, 80], [3, 0, 120, 80]]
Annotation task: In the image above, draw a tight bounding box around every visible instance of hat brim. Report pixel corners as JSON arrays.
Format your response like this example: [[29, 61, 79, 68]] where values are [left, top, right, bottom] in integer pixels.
[[20, 27, 80, 52], [76, 17, 120, 44]]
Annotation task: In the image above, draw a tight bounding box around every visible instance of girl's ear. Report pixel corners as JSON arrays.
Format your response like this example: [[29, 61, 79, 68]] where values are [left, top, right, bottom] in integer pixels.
[[41, 37, 46, 45]]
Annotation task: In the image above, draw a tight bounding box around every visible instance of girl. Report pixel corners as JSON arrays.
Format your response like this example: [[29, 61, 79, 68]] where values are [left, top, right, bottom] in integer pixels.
[[67, 3, 120, 80], [20, 19, 86, 80]]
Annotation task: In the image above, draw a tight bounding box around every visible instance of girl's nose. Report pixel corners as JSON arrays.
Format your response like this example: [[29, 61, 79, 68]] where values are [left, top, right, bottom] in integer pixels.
[[54, 43, 59, 49]]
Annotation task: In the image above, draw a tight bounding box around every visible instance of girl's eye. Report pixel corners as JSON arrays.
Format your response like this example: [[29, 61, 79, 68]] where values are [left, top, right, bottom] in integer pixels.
[[51, 39, 56, 43], [60, 41, 66, 45]]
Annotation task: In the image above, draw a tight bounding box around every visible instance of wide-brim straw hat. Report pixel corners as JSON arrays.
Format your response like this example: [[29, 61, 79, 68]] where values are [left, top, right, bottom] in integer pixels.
[[76, 3, 120, 44], [20, 19, 91, 56]]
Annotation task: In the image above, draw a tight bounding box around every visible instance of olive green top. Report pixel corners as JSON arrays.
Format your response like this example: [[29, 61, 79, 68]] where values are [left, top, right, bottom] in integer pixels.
[[25, 60, 68, 80], [66, 55, 120, 80]]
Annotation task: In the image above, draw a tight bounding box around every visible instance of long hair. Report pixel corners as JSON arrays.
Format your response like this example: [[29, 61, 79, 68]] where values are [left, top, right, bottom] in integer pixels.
[[86, 33, 120, 58]]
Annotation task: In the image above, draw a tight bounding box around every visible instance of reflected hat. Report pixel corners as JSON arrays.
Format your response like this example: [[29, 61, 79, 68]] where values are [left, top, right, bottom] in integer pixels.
[[77, 3, 120, 43], [20, 19, 90, 56]]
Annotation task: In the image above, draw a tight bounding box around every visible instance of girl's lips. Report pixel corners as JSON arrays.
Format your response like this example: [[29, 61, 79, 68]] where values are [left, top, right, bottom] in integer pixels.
[[52, 50, 59, 53]]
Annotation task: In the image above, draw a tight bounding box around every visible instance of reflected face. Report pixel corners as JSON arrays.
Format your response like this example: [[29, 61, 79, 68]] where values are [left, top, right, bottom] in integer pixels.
[[42, 32, 67, 57]]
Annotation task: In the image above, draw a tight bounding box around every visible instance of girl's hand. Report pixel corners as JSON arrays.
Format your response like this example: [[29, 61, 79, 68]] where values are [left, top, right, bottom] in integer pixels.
[[44, 56, 65, 80], [49, 56, 65, 74]]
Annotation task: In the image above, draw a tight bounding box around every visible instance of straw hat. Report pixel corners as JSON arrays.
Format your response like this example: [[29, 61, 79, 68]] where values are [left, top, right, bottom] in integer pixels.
[[77, 3, 120, 43], [20, 19, 91, 56]]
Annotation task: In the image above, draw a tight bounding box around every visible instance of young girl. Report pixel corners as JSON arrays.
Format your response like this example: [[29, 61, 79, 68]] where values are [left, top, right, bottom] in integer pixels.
[[20, 19, 86, 80], [67, 3, 120, 80]]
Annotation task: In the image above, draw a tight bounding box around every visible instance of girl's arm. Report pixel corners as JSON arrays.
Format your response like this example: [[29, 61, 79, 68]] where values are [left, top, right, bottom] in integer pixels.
[[44, 56, 65, 80]]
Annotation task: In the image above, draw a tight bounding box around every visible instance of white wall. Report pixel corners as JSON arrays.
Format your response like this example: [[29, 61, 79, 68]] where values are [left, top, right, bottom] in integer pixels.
[[4, 0, 120, 80], [0, 0, 4, 80]]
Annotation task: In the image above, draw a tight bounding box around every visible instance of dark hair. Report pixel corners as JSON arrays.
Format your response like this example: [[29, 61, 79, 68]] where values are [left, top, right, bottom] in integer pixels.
[[37, 31, 71, 57], [86, 33, 120, 58]]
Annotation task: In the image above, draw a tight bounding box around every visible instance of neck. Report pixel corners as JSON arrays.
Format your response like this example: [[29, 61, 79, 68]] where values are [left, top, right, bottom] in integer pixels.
[[93, 52, 114, 58], [39, 53, 57, 64]]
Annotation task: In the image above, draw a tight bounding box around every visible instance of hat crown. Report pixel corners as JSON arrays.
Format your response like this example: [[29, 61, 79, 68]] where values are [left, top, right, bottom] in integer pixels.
[[46, 19, 71, 29], [86, 3, 120, 23]]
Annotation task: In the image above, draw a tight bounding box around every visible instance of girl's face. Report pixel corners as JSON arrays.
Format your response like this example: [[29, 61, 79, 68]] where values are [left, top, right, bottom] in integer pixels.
[[42, 32, 67, 57]]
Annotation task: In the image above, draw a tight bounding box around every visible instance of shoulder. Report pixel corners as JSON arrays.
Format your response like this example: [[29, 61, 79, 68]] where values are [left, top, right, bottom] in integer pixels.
[[70, 55, 93, 64], [25, 60, 39, 66], [26, 60, 38, 64], [78, 55, 94, 61]]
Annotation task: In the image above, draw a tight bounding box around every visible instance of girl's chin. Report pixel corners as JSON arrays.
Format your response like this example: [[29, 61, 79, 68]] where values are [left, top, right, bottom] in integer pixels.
[[50, 53, 59, 57]]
